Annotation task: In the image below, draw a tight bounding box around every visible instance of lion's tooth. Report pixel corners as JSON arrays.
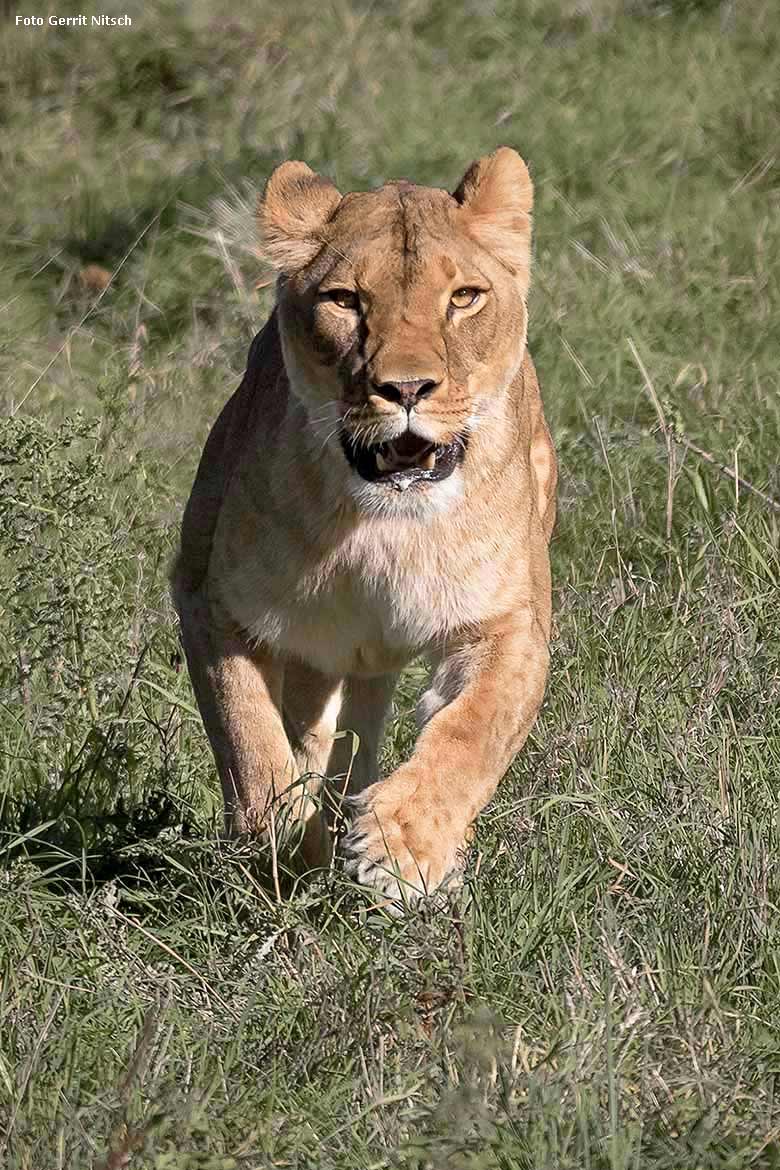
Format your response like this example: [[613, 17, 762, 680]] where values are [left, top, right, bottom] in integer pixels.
[[421, 451, 436, 470], [376, 452, 391, 472]]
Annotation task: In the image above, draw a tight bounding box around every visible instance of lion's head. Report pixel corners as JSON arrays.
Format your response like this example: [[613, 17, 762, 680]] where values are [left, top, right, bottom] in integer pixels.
[[258, 148, 533, 510]]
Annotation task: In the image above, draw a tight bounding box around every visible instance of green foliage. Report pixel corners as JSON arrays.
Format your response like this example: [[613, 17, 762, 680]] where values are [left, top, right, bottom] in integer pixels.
[[0, 406, 208, 857], [1, 0, 780, 1167]]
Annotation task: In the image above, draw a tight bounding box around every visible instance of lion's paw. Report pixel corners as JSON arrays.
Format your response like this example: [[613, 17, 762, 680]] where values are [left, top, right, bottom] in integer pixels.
[[342, 776, 466, 909]]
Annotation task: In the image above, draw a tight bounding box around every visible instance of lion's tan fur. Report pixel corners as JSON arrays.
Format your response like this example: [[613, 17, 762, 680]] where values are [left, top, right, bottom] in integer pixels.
[[172, 147, 557, 902]]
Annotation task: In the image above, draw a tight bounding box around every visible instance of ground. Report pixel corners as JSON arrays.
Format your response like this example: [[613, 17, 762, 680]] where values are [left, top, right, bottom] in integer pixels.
[[1, 1, 779, 1167]]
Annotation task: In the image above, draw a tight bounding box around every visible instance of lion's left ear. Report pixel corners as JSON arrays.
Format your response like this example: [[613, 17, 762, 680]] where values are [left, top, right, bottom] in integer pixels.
[[453, 147, 533, 285], [258, 161, 342, 274]]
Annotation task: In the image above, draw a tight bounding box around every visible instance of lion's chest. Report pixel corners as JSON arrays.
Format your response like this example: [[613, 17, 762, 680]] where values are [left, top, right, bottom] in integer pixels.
[[259, 573, 434, 676], [228, 527, 494, 677]]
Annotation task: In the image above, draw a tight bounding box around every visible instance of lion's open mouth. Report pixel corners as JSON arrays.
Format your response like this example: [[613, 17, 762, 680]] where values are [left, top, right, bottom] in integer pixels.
[[340, 429, 466, 491]]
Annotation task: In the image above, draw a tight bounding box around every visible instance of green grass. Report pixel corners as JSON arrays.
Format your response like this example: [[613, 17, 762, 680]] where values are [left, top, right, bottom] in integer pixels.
[[2, 0, 780, 1166]]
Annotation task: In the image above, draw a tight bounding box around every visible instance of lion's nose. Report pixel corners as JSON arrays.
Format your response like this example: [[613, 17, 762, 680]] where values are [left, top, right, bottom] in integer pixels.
[[371, 378, 439, 411]]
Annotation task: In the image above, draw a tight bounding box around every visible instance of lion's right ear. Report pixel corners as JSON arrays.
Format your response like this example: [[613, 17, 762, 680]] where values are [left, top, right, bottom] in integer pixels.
[[258, 161, 342, 274]]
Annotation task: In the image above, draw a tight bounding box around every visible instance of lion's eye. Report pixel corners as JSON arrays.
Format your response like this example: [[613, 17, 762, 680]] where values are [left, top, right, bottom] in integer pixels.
[[450, 287, 482, 310], [322, 288, 360, 310]]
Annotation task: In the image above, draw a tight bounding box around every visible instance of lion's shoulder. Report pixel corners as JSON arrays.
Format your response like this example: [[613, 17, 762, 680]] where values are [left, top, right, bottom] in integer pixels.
[[173, 314, 286, 595]]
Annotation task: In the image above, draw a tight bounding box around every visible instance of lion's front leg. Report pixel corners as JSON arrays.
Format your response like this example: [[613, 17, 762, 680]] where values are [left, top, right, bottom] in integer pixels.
[[175, 584, 330, 867], [345, 610, 550, 904]]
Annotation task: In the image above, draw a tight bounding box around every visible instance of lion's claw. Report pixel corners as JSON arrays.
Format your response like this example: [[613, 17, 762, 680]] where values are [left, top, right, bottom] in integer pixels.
[[342, 780, 466, 909]]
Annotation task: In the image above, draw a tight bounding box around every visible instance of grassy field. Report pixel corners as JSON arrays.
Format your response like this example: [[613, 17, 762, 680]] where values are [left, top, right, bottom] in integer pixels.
[[2, 0, 780, 1165]]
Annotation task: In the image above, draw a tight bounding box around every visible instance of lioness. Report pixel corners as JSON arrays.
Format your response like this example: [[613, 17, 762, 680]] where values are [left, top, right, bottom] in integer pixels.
[[172, 147, 557, 904]]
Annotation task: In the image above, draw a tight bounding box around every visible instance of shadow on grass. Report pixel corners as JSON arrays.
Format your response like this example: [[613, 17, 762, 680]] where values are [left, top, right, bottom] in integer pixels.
[[0, 778, 385, 934]]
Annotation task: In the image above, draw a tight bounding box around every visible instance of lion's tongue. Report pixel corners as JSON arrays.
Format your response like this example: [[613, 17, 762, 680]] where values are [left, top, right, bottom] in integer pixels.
[[376, 436, 436, 473], [393, 431, 429, 457]]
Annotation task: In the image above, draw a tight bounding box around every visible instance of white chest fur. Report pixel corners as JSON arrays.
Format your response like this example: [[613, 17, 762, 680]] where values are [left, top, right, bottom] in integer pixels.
[[222, 510, 506, 677]]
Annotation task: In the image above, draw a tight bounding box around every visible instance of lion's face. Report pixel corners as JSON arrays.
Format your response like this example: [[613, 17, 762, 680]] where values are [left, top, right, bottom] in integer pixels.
[[259, 149, 533, 507]]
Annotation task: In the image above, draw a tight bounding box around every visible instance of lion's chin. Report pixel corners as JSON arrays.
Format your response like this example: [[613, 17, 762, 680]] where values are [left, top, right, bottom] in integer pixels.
[[339, 429, 466, 493]]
